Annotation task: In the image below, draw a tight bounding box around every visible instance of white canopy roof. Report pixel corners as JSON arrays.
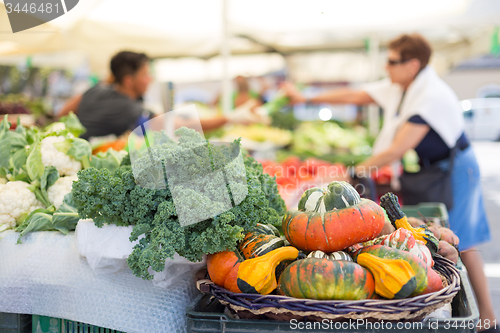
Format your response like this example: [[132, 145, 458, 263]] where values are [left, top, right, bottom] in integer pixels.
[[1, 0, 499, 80]]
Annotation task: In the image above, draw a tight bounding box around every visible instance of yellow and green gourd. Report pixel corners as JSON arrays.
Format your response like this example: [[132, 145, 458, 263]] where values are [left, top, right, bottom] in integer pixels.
[[357, 253, 417, 299]]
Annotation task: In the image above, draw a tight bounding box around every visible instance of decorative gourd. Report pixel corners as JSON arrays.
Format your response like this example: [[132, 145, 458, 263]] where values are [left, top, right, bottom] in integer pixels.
[[380, 193, 439, 256], [283, 199, 385, 253], [251, 223, 281, 237], [298, 181, 361, 213], [330, 251, 353, 261], [278, 258, 375, 300], [353, 245, 429, 296], [421, 267, 444, 295], [237, 246, 299, 295], [357, 253, 417, 299], [307, 250, 353, 262], [410, 242, 434, 268], [238, 233, 285, 259], [379, 228, 416, 250], [207, 250, 243, 293], [365, 228, 434, 267]]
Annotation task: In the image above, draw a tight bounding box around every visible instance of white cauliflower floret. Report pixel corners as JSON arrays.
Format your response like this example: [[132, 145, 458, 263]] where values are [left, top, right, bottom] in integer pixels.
[[46, 122, 67, 134], [41, 136, 82, 176], [0, 178, 7, 185], [0, 181, 44, 231], [48, 175, 78, 209]]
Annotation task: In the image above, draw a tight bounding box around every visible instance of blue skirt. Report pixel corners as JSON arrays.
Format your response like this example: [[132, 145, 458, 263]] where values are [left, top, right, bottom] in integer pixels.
[[448, 146, 491, 251]]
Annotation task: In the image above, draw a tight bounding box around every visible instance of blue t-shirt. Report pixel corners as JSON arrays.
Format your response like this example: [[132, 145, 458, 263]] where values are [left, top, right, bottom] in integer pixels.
[[408, 115, 469, 167]]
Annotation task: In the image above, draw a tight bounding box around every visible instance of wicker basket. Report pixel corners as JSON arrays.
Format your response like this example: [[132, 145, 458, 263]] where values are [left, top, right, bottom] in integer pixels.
[[198, 255, 460, 322]]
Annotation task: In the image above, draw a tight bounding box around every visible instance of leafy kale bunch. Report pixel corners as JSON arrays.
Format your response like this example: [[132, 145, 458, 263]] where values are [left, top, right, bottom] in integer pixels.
[[72, 127, 286, 280]]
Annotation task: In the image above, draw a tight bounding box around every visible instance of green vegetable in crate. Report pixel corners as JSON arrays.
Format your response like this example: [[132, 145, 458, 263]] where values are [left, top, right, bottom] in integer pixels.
[[237, 246, 299, 295], [307, 250, 353, 261], [380, 193, 439, 256], [356, 253, 417, 299], [352, 245, 437, 296], [298, 181, 361, 213], [278, 258, 375, 300], [283, 182, 385, 252], [72, 128, 286, 280]]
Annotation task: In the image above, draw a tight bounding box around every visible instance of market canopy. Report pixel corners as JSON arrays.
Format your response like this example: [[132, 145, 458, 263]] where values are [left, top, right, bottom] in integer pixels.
[[1, 0, 500, 77]]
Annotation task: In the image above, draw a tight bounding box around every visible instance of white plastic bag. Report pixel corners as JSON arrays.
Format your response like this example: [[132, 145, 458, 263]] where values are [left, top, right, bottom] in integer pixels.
[[75, 220, 206, 288], [76, 220, 138, 274]]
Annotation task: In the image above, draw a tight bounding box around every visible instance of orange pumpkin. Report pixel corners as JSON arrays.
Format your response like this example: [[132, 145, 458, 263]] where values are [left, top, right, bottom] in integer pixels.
[[207, 250, 243, 293], [283, 199, 385, 253]]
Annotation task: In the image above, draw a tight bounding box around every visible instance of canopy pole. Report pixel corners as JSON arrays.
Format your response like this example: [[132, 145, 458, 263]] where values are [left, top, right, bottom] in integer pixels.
[[367, 36, 380, 137], [221, 0, 232, 115]]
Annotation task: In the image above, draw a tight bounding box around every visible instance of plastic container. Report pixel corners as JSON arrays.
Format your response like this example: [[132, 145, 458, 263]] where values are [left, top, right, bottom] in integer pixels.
[[32, 315, 124, 333], [0, 313, 31, 333], [186, 267, 479, 333], [402, 202, 450, 228], [61, 320, 124, 333]]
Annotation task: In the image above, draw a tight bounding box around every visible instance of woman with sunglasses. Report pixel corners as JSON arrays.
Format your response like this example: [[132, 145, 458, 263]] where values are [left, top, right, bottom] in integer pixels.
[[283, 33, 496, 332]]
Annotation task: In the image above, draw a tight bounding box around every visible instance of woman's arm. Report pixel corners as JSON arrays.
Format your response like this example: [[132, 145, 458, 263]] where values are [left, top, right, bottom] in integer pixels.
[[58, 94, 83, 118], [281, 82, 375, 106], [309, 89, 375, 105], [355, 122, 430, 175]]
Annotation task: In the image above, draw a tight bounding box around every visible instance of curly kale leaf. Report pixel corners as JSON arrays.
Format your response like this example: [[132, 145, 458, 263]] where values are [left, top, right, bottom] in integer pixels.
[[72, 127, 285, 280]]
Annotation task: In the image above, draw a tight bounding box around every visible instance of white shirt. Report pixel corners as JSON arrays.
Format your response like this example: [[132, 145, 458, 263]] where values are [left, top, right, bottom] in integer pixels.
[[363, 66, 465, 155]]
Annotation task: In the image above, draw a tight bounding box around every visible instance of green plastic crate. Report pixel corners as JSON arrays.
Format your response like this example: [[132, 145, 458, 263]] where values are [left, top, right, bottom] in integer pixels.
[[61, 320, 124, 333], [0, 313, 31, 333], [402, 202, 449, 228], [186, 267, 479, 333], [32, 316, 124, 333]]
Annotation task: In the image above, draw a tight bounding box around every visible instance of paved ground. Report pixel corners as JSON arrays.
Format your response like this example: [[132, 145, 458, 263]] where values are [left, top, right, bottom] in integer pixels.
[[471, 142, 500, 321]]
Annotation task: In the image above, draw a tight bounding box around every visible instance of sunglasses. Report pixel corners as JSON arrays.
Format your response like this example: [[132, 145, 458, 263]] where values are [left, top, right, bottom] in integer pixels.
[[387, 58, 410, 66]]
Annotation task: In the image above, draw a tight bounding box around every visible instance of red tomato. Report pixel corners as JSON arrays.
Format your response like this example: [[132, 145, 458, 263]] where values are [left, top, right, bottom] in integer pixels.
[[281, 156, 302, 176]]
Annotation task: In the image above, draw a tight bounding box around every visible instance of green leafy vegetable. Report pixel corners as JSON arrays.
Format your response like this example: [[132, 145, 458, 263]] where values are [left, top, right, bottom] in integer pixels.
[[72, 127, 286, 280], [15, 193, 79, 243], [52, 193, 79, 234], [25, 140, 44, 181], [15, 207, 56, 243], [59, 112, 86, 137], [90, 150, 127, 174]]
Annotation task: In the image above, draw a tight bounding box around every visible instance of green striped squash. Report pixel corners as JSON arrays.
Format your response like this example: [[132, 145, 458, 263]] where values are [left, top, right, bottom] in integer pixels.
[[307, 250, 353, 262], [252, 223, 280, 237], [298, 181, 361, 213], [278, 258, 375, 300]]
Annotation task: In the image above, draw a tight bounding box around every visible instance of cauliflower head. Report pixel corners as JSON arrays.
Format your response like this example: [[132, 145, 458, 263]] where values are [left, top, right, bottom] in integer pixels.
[[48, 175, 78, 209], [41, 136, 82, 176], [0, 181, 44, 230]]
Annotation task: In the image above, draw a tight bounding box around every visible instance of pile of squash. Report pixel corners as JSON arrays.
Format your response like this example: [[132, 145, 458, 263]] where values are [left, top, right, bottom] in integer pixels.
[[207, 182, 446, 301]]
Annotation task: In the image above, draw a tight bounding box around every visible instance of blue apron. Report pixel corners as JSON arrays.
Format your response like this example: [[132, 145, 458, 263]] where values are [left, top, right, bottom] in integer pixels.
[[448, 146, 491, 251]]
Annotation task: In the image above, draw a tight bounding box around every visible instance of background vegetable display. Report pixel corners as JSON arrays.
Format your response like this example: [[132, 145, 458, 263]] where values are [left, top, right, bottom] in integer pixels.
[[0, 114, 126, 239], [72, 128, 286, 280]]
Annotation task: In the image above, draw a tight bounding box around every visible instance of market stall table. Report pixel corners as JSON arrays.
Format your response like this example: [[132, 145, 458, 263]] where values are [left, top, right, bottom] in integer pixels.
[[0, 231, 199, 333]]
